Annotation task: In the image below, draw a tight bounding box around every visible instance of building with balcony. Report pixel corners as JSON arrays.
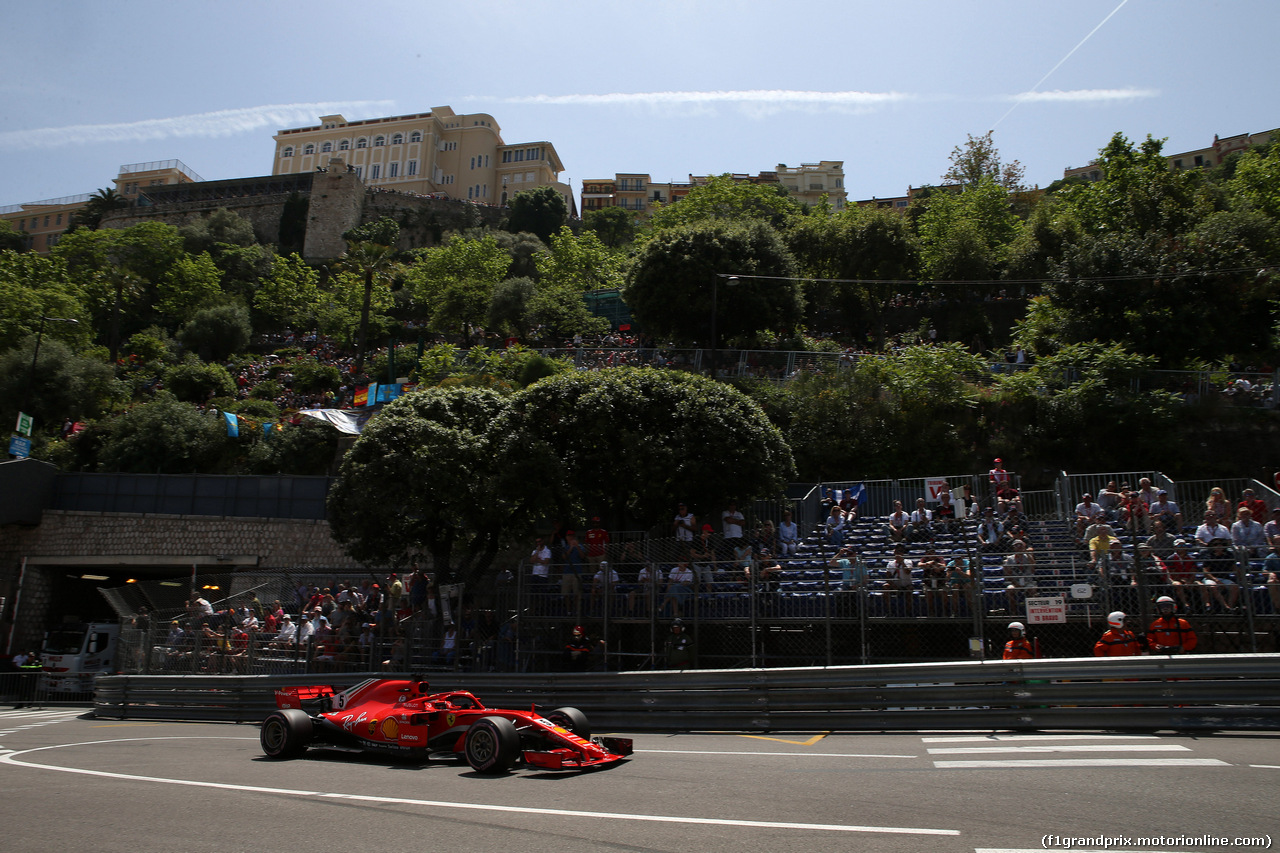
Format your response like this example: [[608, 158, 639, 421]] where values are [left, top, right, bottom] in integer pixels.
[[1063, 126, 1278, 182], [271, 106, 573, 212]]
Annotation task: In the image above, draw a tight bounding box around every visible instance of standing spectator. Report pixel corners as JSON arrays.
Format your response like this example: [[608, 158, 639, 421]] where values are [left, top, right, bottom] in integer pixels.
[[918, 547, 947, 617], [1163, 539, 1198, 611], [1002, 538, 1038, 615], [662, 619, 695, 670], [673, 503, 697, 543], [590, 561, 620, 616], [946, 551, 975, 615], [721, 501, 745, 544], [689, 526, 718, 590], [561, 531, 587, 617], [988, 458, 1010, 493], [883, 544, 915, 615], [584, 517, 610, 568], [386, 572, 403, 617], [1093, 611, 1143, 656], [1148, 596, 1197, 654], [663, 558, 695, 619]]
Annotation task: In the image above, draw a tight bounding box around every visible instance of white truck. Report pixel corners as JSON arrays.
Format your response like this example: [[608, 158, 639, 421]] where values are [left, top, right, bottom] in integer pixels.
[[40, 622, 120, 693]]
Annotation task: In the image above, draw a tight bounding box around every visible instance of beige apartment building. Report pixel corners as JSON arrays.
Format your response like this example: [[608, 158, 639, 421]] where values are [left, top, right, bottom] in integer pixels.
[[1, 160, 202, 253], [271, 106, 573, 211], [581, 162, 846, 219], [1063, 127, 1278, 181]]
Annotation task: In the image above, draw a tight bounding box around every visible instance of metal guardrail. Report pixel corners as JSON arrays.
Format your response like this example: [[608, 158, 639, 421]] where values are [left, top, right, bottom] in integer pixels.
[[94, 654, 1280, 731]]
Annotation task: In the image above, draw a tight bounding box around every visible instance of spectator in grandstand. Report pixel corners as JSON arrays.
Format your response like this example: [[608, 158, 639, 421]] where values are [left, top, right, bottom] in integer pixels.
[[689, 526, 717, 589], [934, 490, 960, 533], [883, 544, 915, 614], [1231, 506, 1268, 556], [433, 622, 459, 668], [1092, 537, 1131, 584], [1238, 488, 1268, 522], [269, 615, 295, 649], [839, 489, 860, 518], [977, 507, 1009, 553], [629, 561, 664, 616], [1074, 493, 1101, 541], [755, 520, 778, 556], [919, 547, 948, 617], [673, 503, 697, 542], [959, 483, 981, 518], [1265, 506, 1280, 551], [828, 547, 867, 589], [1148, 491, 1183, 534], [885, 500, 910, 543], [590, 561, 620, 616], [1120, 486, 1151, 536], [1205, 487, 1231, 523], [1145, 519, 1179, 560], [995, 482, 1023, 516], [1002, 538, 1038, 614], [1198, 538, 1241, 612], [584, 518, 610, 569], [1163, 539, 1198, 611], [1194, 510, 1232, 547], [561, 530, 587, 617], [824, 505, 848, 547], [946, 551, 975, 615], [1148, 596, 1197, 654], [988, 458, 1010, 493], [1133, 543, 1172, 599], [721, 501, 746, 544], [386, 572, 403, 617], [1262, 544, 1280, 613], [1135, 477, 1160, 507], [909, 497, 933, 542], [777, 510, 800, 556], [1097, 480, 1124, 522]]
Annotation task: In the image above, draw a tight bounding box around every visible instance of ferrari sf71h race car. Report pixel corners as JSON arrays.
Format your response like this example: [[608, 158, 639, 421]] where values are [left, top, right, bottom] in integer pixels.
[[260, 677, 632, 774]]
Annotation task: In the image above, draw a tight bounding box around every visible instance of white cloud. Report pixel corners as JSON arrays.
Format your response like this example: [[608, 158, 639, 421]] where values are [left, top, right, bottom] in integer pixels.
[[1004, 88, 1159, 103], [500, 89, 913, 113], [0, 101, 397, 150]]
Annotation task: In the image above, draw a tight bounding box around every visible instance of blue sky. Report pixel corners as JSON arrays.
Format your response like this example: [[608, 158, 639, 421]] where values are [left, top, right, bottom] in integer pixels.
[[2, 0, 1277, 208]]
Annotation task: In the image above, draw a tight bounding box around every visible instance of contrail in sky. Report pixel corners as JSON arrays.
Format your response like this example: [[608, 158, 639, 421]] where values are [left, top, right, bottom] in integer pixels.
[[992, 0, 1134, 129], [0, 101, 396, 149]]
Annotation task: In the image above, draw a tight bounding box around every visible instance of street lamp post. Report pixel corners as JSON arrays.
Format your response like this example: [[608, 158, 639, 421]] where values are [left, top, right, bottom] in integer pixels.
[[709, 274, 738, 379]]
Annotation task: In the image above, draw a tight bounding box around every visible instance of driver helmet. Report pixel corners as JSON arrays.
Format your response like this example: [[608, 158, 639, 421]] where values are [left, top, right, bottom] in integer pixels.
[[1107, 611, 1126, 629], [1007, 621, 1025, 633], [572, 625, 584, 636]]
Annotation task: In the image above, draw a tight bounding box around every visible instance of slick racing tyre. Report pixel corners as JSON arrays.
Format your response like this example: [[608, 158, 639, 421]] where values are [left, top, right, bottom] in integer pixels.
[[546, 706, 591, 740], [260, 709, 313, 760], [464, 716, 520, 774]]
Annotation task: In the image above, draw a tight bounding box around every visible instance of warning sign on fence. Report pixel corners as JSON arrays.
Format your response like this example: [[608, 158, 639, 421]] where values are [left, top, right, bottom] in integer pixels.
[[1025, 595, 1067, 624]]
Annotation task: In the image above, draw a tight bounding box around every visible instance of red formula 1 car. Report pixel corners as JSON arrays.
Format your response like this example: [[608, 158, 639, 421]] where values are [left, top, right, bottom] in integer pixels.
[[260, 677, 632, 774]]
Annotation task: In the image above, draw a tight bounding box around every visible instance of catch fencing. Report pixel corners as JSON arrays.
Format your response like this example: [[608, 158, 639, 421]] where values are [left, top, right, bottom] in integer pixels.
[[91, 654, 1280, 732]]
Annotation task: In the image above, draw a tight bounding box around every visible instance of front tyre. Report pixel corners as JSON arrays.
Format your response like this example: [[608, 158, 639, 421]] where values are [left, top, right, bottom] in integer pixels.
[[546, 706, 591, 740], [464, 716, 520, 774], [261, 709, 313, 759]]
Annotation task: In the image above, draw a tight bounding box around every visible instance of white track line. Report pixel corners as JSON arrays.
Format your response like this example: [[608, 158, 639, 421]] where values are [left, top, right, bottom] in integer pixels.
[[638, 749, 917, 758], [934, 758, 1227, 769], [921, 734, 1159, 743], [927, 744, 1189, 755], [1, 737, 958, 836]]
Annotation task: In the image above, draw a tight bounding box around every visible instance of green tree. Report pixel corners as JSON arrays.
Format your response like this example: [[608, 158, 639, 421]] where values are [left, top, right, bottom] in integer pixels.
[[407, 234, 511, 335], [486, 276, 535, 337], [178, 208, 257, 253], [68, 187, 129, 231], [647, 174, 803, 232], [342, 217, 401, 372], [1226, 142, 1280, 221], [254, 253, 321, 330], [943, 131, 1026, 190], [0, 251, 89, 352], [535, 226, 625, 291], [95, 392, 230, 473], [177, 303, 252, 361], [505, 186, 568, 243], [0, 220, 24, 252], [247, 418, 340, 475], [916, 177, 1021, 280], [583, 205, 638, 248], [624, 221, 801, 345], [156, 251, 223, 324], [163, 358, 236, 403], [0, 336, 118, 435]]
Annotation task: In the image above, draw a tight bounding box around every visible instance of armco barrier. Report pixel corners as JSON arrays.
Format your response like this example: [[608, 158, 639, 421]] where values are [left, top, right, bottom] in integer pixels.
[[94, 654, 1280, 732]]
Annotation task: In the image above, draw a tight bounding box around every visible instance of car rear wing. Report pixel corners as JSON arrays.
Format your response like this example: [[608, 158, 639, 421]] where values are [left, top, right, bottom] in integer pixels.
[[273, 685, 335, 710]]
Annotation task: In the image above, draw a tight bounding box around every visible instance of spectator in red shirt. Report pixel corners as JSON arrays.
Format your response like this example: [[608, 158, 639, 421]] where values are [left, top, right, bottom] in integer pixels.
[[584, 518, 610, 568]]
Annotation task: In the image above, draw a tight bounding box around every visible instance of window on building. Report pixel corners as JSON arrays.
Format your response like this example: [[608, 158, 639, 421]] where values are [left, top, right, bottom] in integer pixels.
[[502, 151, 512, 163], [388, 162, 399, 177], [370, 164, 381, 179], [321, 141, 332, 153], [56, 214, 62, 225], [391, 133, 403, 145], [409, 131, 422, 143], [303, 143, 315, 155], [526, 147, 540, 160], [374, 135, 386, 147], [408, 160, 418, 176], [470, 157, 475, 169], [356, 137, 368, 149], [282, 146, 294, 158], [339, 139, 350, 151]]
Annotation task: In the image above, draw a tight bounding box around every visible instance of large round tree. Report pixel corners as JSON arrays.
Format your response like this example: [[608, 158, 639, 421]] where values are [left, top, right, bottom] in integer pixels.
[[623, 220, 802, 345]]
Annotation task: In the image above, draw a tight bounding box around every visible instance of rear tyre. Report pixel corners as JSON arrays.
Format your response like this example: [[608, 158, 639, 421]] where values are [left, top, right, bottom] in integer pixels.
[[546, 706, 591, 740], [464, 716, 520, 774], [261, 709, 313, 759]]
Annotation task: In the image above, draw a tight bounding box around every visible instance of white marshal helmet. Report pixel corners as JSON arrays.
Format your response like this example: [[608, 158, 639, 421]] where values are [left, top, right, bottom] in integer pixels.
[[1107, 611, 1126, 628], [1007, 621, 1025, 632], [1156, 595, 1175, 608]]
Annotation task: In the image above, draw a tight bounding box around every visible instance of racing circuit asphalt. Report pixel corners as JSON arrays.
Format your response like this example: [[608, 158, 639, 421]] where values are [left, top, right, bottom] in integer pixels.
[[0, 709, 1276, 853]]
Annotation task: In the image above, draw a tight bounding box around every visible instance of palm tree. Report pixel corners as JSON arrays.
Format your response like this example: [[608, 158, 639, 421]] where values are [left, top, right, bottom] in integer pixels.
[[342, 223, 399, 374], [70, 187, 130, 231]]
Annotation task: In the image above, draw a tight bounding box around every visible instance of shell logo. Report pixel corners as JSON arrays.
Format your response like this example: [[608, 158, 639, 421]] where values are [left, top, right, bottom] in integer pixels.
[[381, 717, 399, 739]]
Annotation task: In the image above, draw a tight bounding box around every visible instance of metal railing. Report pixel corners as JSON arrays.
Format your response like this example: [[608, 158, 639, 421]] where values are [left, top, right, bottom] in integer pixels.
[[93, 654, 1280, 731]]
